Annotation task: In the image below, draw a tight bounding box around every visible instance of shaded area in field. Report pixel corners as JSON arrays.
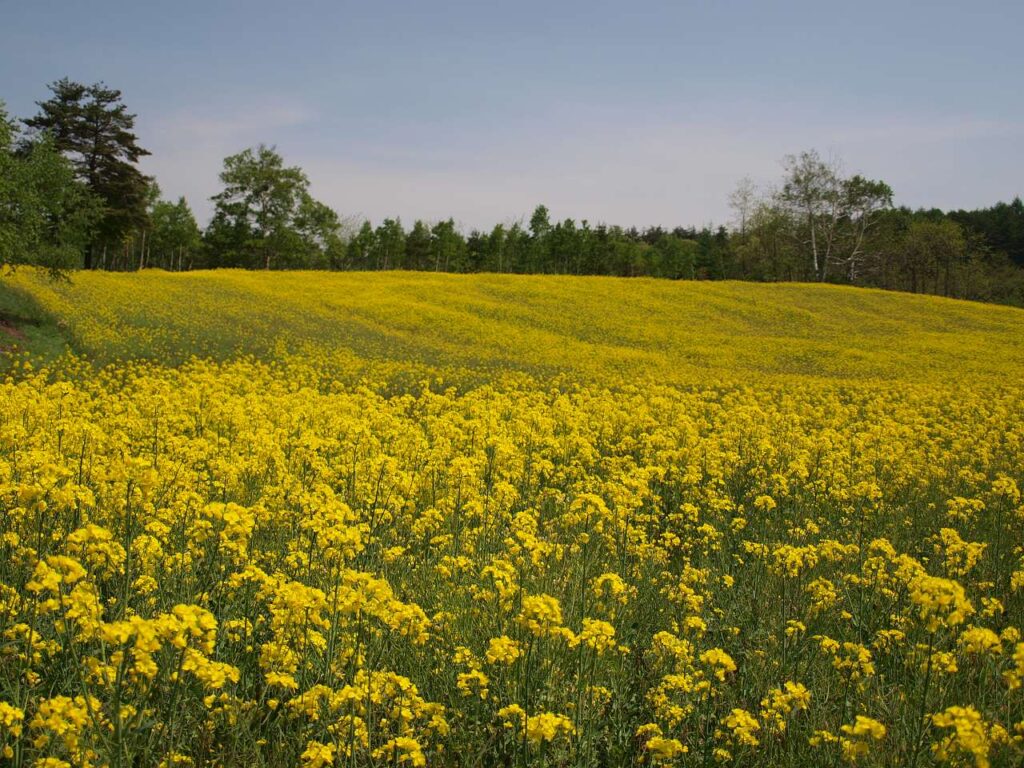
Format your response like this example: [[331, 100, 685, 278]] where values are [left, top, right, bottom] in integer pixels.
[[0, 279, 73, 367]]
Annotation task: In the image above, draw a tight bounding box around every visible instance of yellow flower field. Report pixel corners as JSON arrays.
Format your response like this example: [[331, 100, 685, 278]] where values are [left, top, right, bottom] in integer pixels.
[[1, 270, 1023, 767]]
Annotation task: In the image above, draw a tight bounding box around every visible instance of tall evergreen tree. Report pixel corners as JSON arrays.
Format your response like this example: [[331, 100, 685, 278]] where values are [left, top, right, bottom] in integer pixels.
[[430, 219, 465, 272], [405, 220, 432, 271], [23, 79, 151, 268], [373, 218, 406, 270], [487, 224, 508, 272], [528, 205, 551, 272]]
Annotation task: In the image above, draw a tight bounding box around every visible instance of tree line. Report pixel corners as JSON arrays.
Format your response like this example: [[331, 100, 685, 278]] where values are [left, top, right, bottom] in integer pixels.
[[3, 79, 1024, 306]]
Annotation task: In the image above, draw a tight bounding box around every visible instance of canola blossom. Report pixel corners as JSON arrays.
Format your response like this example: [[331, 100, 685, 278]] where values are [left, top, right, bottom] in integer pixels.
[[0, 269, 1023, 767]]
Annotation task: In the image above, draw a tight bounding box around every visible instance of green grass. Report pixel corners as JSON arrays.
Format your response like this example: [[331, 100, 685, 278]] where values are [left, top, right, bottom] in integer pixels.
[[0, 276, 72, 368]]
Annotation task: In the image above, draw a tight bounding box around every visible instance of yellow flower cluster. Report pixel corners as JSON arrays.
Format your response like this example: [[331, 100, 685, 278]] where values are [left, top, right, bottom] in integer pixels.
[[1, 269, 1023, 766], [931, 706, 1007, 768]]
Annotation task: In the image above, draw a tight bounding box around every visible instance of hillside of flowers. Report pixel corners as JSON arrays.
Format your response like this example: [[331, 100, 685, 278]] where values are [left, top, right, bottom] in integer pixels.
[[1, 270, 1023, 767]]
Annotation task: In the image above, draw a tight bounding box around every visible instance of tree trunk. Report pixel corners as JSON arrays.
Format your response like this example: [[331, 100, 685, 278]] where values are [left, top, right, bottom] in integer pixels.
[[808, 213, 819, 278]]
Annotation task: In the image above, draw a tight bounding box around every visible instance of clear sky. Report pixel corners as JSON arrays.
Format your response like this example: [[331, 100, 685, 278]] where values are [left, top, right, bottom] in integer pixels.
[[2, 0, 1022, 230]]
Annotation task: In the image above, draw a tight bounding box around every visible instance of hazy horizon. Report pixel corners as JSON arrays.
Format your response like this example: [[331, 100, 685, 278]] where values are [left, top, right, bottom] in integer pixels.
[[3, 0, 1022, 229]]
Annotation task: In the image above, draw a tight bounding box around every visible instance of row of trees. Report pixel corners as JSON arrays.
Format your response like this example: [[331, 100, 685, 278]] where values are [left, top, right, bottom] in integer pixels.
[[3, 79, 1024, 306], [728, 153, 1024, 304], [195, 143, 1024, 304], [336, 213, 731, 279]]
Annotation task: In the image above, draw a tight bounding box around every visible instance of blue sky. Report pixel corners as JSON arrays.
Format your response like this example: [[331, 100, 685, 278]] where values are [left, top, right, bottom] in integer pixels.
[[2, 0, 1022, 229]]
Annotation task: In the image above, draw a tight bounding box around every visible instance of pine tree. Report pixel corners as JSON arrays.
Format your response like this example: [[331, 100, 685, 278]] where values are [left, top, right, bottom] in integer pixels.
[[24, 79, 151, 268]]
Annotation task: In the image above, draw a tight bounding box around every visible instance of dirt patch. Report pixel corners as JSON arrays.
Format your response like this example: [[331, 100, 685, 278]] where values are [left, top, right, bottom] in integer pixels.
[[0, 318, 27, 349]]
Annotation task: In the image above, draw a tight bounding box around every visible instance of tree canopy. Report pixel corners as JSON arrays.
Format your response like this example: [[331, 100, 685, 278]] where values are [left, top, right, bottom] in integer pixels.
[[23, 79, 151, 268], [2, 78, 1024, 307], [0, 101, 98, 273], [206, 144, 342, 270]]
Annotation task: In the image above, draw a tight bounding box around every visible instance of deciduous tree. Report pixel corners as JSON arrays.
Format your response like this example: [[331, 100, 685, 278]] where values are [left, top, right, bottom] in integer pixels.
[[1, 102, 98, 273], [207, 144, 342, 270]]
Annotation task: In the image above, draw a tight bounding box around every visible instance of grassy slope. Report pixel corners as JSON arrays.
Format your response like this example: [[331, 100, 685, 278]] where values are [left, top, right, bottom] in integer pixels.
[[0, 277, 71, 365], [6, 269, 1024, 385]]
